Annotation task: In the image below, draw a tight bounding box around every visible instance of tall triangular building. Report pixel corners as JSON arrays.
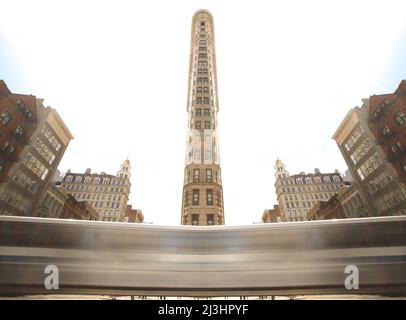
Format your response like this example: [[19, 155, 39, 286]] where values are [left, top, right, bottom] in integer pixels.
[[181, 9, 225, 225]]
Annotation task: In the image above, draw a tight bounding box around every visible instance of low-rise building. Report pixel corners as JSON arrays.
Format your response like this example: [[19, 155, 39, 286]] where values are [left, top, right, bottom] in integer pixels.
[[307, 194, 346, 221], [60, 194, 98, 220], [125, 204, 144, 223], [261, 205, 281, 223]]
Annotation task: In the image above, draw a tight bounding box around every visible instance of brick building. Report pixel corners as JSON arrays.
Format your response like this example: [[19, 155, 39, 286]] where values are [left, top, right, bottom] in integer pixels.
[[60, 193, 98, 220], [124, 204, 144, 223], [0, 93, 73, 216], [307, 194, 346, 221], [369, 80, 406, 181], [0, 80, 37, 182], [261, 205, 281, 223], [333, 95, 406, 217]]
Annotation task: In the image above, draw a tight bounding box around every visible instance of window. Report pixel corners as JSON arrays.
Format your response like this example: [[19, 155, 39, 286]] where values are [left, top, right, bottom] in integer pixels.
[[203, 97, 210, 104], [193, 169, 200, 182], [344, 126, 365, 151], [196, 97, 202, 104], [323, 176, 331, 183], [204, 121, 211, 129], [33, 138, 56, 165], [349, 137, 373, 164], [41, 126, 62, 151], [198, 53, 207, 59], [192, 189, 199, 206], [203, 87, 209, 93], [204, 150, 212, 162], [204, 109, 210, 117], [195, 121, 201, 129], [305, 177, 312, 184], [75, 176, 82, 183], [206, 169, 212, 182], [207, 214, 214, 225], [192, 214, 199, 226], [381, 126, 392, 138], [315, 176, 322, 183], [14, 126, 24, 136], [357, 152, 383, 180], [207, 189, 213, 205], [394, 111, 406, 126], [195, 109, 202, 117], [0, 111, 12, 126], [199, 40, 207, 45]]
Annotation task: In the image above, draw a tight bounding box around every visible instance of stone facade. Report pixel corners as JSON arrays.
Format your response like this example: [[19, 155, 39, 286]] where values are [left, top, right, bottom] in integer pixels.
[[181, 10, 225, 225], [274, 160, 347, 222], [59, 160, 131, 222]]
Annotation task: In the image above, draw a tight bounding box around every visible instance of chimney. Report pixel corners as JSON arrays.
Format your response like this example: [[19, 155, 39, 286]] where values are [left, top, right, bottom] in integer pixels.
[[85, 168, 91, 174], [314, 168, 321, 175]]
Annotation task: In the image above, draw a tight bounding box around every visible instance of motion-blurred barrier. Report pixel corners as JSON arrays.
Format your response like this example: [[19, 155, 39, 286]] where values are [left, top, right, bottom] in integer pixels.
[[0, 216, 406, 297]]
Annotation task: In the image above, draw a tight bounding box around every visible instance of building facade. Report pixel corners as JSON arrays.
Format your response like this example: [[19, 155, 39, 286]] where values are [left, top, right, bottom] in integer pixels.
[[337, 184, 368, 218], [60, 193, 98, 221], [262, 205, 281, 223], [333, 98, 406, 216], [274, 160, 346, 222], [0, 80, 37, 183], [368, 81, 406, 185], [59, 160, 132, 222], [307, 194, 346, 221], [125, 204, 144, 223], [181, 10, 225, 226], [0, 99, 73, 216]]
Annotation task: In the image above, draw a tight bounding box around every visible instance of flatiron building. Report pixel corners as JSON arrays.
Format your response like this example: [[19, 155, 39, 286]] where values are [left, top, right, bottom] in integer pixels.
[[181, 10, 225, 225]]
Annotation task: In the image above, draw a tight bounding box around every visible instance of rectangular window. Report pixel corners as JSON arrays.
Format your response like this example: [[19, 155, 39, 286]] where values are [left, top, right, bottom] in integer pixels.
[[192, 214, 199, 225], [206, 189, 213, 206], [206, 169, 212, 182], [204, 121, 211, 129], [194, 169, 200, 182], [207, 214, 214, 225], [193, 190, 199, 206], [195, 109, 202, 117], [194, 150, 201, 161], [203, 97, 210, 104], [204, 109, 210, 117], [196, 97, 202, 104], [195, 121, 201, 129], [394, 111, 406, 126]]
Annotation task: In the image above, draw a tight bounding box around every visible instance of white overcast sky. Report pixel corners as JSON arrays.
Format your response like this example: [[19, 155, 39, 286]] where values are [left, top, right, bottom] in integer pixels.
[[1, 0, 406, 225]]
